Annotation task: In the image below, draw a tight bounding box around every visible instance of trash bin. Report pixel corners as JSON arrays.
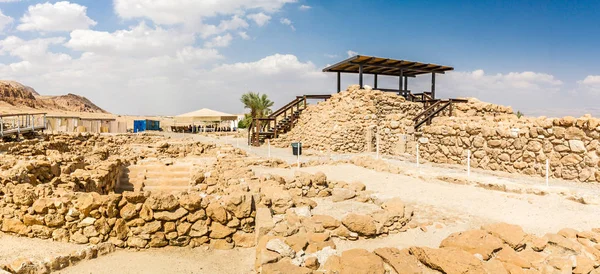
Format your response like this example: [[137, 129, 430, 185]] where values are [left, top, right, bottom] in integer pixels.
[[291, 142, 302, 156]]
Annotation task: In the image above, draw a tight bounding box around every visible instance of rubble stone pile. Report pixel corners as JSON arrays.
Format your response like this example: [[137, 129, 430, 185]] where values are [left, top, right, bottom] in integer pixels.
[[452, 97, 514, 117], [258, 222, 600, 273], [272, 85, 422, 154], [420, 115, 600, 182]]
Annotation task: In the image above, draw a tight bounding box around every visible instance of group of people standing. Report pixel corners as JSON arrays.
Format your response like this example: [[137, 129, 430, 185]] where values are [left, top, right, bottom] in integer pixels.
[[170, 124, 235, 133]]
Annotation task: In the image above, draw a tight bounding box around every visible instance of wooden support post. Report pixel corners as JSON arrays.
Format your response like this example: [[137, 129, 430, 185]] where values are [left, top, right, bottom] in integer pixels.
[[431, 73, 436, 99], [359, 64, 364, 88], [274, 117, 277, 138], [399, 69, 404, 95], [404, 76, 408, 91], [374, 74, 378, 89], [337, 72, 341, 93]]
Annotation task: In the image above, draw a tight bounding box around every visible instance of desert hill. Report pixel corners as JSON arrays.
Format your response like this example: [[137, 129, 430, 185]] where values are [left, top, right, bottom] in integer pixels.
[[0, 80, 107, 114]]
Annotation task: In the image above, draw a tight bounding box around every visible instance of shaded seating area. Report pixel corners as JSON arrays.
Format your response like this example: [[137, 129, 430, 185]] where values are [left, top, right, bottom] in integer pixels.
[[174, 108, 238, 133], [322, 55, 454, 101]]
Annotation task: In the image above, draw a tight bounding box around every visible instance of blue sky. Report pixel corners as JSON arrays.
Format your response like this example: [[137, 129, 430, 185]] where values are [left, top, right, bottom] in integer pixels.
[[0, 0, 599, 116]]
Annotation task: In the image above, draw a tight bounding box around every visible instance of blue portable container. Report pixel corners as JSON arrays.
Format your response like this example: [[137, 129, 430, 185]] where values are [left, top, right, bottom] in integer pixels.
[[133, 120, 160, 132]]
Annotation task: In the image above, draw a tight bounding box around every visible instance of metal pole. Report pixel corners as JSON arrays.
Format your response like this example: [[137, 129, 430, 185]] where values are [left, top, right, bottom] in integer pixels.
[[467, 150, 471, 178], [359, 64, 364, 88], [404, 76, 408, 91]]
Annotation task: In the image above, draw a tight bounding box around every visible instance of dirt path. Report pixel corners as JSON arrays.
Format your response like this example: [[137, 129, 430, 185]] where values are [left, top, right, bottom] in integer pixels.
[[253, 164, 600, 236], [57, 247, 254, 274]]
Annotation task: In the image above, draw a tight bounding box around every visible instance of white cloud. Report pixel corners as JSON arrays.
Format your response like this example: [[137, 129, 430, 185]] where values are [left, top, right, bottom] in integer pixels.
[[197, 15, 249, 38], [238, 31, 250, 40], [66, 22, 195, 57], [299, 5, 311, 10], [576, 75, 600, 95], [346, 50, 357, 57], [247, 13, 271, 26], [17, 1, 97, 32], [114, 0, 295, 25], [0, 9, 14, 32], [280, 18, 295, 31], [204, 33, 233, 48]]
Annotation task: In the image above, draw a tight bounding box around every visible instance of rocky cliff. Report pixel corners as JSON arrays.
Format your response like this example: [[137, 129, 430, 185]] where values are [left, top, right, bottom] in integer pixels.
[[0, 80, 107, 113]]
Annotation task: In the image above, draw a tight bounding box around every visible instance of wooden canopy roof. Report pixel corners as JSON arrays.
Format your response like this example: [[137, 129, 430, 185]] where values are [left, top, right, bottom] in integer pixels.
[[322, 55, 454, 77]]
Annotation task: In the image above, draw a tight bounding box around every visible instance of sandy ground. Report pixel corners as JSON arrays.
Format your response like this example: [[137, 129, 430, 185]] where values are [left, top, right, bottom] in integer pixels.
[[56, 247, 255, 274], [0, 233, 85, 265]]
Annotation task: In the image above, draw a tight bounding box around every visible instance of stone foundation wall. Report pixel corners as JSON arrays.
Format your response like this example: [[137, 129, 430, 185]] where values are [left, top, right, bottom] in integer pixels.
[[0, 190, 256, 249], [417, 115, 600, 182], [272, 85, 423, 153]]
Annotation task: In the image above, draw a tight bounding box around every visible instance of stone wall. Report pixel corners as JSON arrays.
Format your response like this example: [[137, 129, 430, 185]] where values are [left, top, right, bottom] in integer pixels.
[[0, 190, 255, 249], [418, 115, 600, 182], [272, 85, 423, 153]]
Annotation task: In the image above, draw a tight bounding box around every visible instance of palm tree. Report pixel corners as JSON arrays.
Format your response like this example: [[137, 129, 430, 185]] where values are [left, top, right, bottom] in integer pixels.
[[240, 92, 274, 132], [240, 92, 274, 119]]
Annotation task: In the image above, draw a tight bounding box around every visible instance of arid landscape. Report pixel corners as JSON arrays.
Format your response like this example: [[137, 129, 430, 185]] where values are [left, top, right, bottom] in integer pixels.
[[1, 79, 600, 273]]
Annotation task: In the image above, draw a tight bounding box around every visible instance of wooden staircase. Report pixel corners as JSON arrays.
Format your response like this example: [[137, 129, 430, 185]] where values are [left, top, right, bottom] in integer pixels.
[[413, 98, 468, 130], [249, 95, 331, 146]]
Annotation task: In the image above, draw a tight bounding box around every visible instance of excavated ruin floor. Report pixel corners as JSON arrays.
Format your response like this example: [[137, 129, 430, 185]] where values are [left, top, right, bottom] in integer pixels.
[[0, 233, 85, 265], [56, 247, 254, 274]]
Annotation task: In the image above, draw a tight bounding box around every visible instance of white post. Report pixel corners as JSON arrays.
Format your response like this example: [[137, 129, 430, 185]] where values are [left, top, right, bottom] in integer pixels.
[[297, 142, 301, 169], [268, 139, 271, 158], [416, 142, 420, 168], [467, 150, 471, 178], [546, 159, 549, 187], [376, 132, 380, 160]]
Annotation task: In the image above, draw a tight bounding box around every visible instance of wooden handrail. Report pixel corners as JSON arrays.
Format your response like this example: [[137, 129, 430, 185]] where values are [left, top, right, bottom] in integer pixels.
[[413, 100, 443, 122], [250, 94, 331, 146], [269, 97, 302, 118], [415, 101, 452, 129]]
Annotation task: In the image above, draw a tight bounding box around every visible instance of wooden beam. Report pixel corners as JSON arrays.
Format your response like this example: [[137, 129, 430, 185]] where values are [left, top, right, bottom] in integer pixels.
[[327, 70, 416, 78], [349, 61, 448, 74], [404, 76, 408, 90]]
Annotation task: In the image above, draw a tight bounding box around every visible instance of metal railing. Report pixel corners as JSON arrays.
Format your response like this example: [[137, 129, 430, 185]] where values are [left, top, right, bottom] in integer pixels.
[[0, 113, 47, 137]]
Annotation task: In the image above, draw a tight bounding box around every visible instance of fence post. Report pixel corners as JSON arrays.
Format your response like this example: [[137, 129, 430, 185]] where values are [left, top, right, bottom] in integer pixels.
[[376, 131, 380, 160], [546, 159, 549, 187], [416, 142, 420, 168], [297, 142, 301, 169], [467, 150, 471, 178]]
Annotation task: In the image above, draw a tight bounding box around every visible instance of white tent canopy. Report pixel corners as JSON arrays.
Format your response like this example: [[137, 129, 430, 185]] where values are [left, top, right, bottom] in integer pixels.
[[175, 108, 238, 123]]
